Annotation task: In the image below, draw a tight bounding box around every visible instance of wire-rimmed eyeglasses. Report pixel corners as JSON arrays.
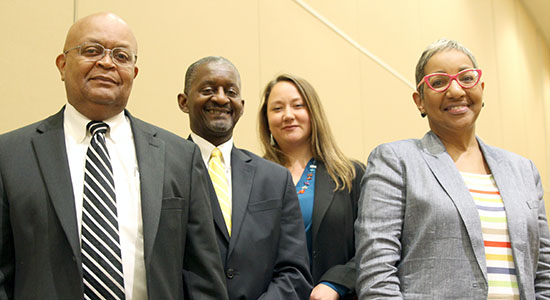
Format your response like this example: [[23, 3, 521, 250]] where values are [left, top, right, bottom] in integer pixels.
[[64, 42, 137, 67]]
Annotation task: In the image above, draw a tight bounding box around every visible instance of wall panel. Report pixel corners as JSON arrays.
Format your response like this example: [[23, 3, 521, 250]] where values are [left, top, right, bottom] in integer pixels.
[[0, 0, 73, 132], [1, 0, 549, 222]]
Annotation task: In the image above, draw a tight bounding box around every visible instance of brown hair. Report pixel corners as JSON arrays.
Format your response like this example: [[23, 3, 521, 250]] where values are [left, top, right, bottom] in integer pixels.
[[258, 74, 357, 191]]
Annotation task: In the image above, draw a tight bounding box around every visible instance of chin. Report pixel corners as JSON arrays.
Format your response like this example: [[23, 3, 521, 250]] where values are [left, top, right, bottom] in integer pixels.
[[209, 121, 233, 132]]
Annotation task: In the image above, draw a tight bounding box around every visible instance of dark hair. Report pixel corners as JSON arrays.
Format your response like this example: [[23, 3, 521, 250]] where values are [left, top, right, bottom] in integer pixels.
[[183, 56, 240, 94]]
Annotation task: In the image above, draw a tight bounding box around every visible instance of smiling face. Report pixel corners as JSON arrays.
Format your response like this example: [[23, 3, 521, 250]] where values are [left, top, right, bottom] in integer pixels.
[[178, 61, 244, 146], [413, 49, 484, 137], [266, 81, 312, 151], [55, 13, 139, 121]]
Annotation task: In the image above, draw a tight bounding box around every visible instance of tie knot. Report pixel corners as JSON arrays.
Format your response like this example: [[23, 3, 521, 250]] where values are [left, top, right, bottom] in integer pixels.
[[87, 121, 109, 136], [211, 148, 223, 160]]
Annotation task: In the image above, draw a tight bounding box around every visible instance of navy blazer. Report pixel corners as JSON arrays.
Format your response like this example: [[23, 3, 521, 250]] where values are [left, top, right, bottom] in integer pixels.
[[311, 161, 364, 299], [356, 131, 550, 299], [0, 108, 227, 300]]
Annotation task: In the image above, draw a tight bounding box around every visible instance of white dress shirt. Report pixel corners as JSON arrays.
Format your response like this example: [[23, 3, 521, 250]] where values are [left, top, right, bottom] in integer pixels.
[[64, 104, 147, 300], [191, 133, 233, 206]]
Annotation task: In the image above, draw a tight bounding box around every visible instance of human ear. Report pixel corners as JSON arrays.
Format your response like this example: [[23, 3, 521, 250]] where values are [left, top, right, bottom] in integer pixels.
[[55, 54, 67, 81], [177, 93, 189, 113]]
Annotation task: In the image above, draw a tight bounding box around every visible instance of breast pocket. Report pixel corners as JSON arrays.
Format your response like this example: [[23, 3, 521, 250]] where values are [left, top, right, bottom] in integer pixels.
[[526, 200, 539, 209], [162, 197, 185, 210], [247, 198, 281, 213], [159, 197, 186, 232]]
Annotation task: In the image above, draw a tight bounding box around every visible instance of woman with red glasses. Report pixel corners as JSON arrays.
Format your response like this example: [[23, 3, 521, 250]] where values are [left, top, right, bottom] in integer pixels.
[[355, 38, 550, 299]]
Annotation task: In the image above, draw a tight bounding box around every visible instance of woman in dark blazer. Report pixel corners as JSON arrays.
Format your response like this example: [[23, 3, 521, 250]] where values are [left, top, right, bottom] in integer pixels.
[[258, 74, 364, 300]]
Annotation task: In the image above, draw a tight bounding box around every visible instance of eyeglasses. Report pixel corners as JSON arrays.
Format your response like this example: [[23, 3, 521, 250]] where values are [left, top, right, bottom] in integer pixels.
[[64, 42, 137, 67], [417, 68, 482, 92]]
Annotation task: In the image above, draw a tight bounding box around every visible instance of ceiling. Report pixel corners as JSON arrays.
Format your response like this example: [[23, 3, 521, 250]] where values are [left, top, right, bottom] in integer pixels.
[[520, 0, 550, 47]]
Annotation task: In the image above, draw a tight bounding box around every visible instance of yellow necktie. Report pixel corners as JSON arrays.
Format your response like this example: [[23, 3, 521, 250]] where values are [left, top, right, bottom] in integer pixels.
[[209, 148, 231, 235]]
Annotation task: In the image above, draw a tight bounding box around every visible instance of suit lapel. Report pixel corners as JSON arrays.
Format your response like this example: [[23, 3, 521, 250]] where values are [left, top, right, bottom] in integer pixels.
[[32, 109, 82, 265], [130, 114, 165, 265], [228, 147, 255, 258], [420, 132, 488, 281], [479, 141, 525, 266], [311, 161, 334, 248]]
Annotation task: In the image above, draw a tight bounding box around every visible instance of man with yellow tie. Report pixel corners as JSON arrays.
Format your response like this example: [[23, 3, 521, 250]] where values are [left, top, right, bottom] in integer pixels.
[[178, 56, 313, 300]]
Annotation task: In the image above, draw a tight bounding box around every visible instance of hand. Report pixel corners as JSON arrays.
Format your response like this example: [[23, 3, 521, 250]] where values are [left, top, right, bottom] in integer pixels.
[[309, 283, 340, 300]]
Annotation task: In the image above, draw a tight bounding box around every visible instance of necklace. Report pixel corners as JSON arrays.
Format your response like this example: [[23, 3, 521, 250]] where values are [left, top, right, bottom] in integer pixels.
[[297, 159, 316, 195]]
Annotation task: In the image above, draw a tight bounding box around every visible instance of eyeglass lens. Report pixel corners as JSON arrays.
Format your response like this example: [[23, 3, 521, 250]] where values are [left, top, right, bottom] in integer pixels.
[[79, 43, 135, 66], [427, 69, 480, 91]]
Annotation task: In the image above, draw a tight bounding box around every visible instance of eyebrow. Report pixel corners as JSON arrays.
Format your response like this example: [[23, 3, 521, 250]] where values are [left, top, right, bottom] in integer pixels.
[[199, 80, 239, 89], [85, 38, 133, 49], [432, 66, 474, 74]]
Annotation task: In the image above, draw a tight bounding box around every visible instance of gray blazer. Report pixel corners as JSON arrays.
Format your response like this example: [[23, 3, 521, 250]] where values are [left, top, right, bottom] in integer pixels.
[[355, 131, 550, 299], [0, 108, 227, 299]]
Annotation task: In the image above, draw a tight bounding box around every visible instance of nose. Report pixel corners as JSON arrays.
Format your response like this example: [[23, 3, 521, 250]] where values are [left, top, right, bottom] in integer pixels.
[[446, 79, 466, 98], [282, 107, 294, 121], [96, 49, 115, 68], [211, 87, 230, 105]]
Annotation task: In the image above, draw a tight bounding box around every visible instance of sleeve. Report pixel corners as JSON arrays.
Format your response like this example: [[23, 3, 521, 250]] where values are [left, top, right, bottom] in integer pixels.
[[319, 281, 348, 298], [258, 170, 313, 300], [0, 160, 14, 300], [318, 161, 365, 294], [355, 144, 405, 299], [532, 161, 550, 299], [183, 145, 229, 300]]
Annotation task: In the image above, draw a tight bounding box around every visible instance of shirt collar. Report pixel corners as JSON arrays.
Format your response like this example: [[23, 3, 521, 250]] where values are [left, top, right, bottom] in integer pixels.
[[191, 133, 233, 166], [64, 103, 130, 144]]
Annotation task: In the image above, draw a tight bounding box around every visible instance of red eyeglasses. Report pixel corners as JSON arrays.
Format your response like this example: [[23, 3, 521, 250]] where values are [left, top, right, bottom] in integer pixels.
[[417, 69, 482, 92]]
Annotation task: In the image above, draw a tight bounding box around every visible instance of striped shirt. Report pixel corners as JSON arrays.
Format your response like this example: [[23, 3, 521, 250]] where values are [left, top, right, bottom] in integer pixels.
[[461, 172, 519, 299]]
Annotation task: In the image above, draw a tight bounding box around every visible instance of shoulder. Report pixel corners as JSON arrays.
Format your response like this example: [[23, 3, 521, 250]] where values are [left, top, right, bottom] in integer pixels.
[[351, 160, 365, 173], [0, 121, 40, 141], [368, 138, 422, 161], [129, 115, 196, 149], [479, 140, 535, 171], [234, 147, 290, 176], [481, 141, 529, 163], [0, 112, 61, 145]]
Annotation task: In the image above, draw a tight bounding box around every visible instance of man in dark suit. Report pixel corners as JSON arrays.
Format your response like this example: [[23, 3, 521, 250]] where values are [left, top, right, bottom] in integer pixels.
[[0, 13, 227, 300], [177, 56, 313, 300]]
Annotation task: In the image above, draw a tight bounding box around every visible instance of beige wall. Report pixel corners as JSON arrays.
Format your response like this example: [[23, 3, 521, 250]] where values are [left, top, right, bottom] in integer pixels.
[[2, 0, 550, 219]]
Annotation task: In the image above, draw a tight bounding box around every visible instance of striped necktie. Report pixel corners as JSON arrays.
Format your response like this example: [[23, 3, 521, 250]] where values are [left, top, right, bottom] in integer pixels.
[[81, 121, 125, 299], [209, 148, 232, 235]]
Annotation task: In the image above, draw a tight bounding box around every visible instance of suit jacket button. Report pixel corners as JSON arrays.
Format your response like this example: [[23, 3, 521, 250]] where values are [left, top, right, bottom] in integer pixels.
[[226, 268, 235, 279]]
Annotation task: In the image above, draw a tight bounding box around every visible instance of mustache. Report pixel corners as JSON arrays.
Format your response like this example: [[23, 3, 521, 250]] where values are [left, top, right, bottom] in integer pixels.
[[205, 102, 232, 110]]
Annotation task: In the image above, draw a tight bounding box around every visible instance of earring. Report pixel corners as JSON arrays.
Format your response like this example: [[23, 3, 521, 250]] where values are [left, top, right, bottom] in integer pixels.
[[270, 133, 276, 146], [421, 112, 427, 118], [482, 102, 485, 107]]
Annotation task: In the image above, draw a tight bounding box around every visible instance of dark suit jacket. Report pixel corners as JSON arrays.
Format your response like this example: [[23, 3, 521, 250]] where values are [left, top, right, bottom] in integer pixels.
[[0, 108, 227, 300], [311, 161, 364, 299], [198, 143, 313, 300]]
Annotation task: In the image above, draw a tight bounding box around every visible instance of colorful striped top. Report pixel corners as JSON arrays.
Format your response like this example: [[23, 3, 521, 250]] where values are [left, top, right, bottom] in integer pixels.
[[461, 172, 519, 299]]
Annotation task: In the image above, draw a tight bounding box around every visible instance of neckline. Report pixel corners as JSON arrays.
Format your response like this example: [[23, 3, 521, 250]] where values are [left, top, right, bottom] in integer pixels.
[[297, 159, 316, 195]]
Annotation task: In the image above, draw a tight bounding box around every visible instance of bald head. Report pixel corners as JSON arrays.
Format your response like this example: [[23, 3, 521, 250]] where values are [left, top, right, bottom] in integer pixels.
[[56, 12, 139, 121], [64, 12, 138, 54]]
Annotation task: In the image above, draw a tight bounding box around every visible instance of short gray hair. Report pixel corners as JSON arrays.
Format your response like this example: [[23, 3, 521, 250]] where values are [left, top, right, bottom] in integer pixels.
[[415, 38, 478, 96], [183, 56, 240, 95]]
